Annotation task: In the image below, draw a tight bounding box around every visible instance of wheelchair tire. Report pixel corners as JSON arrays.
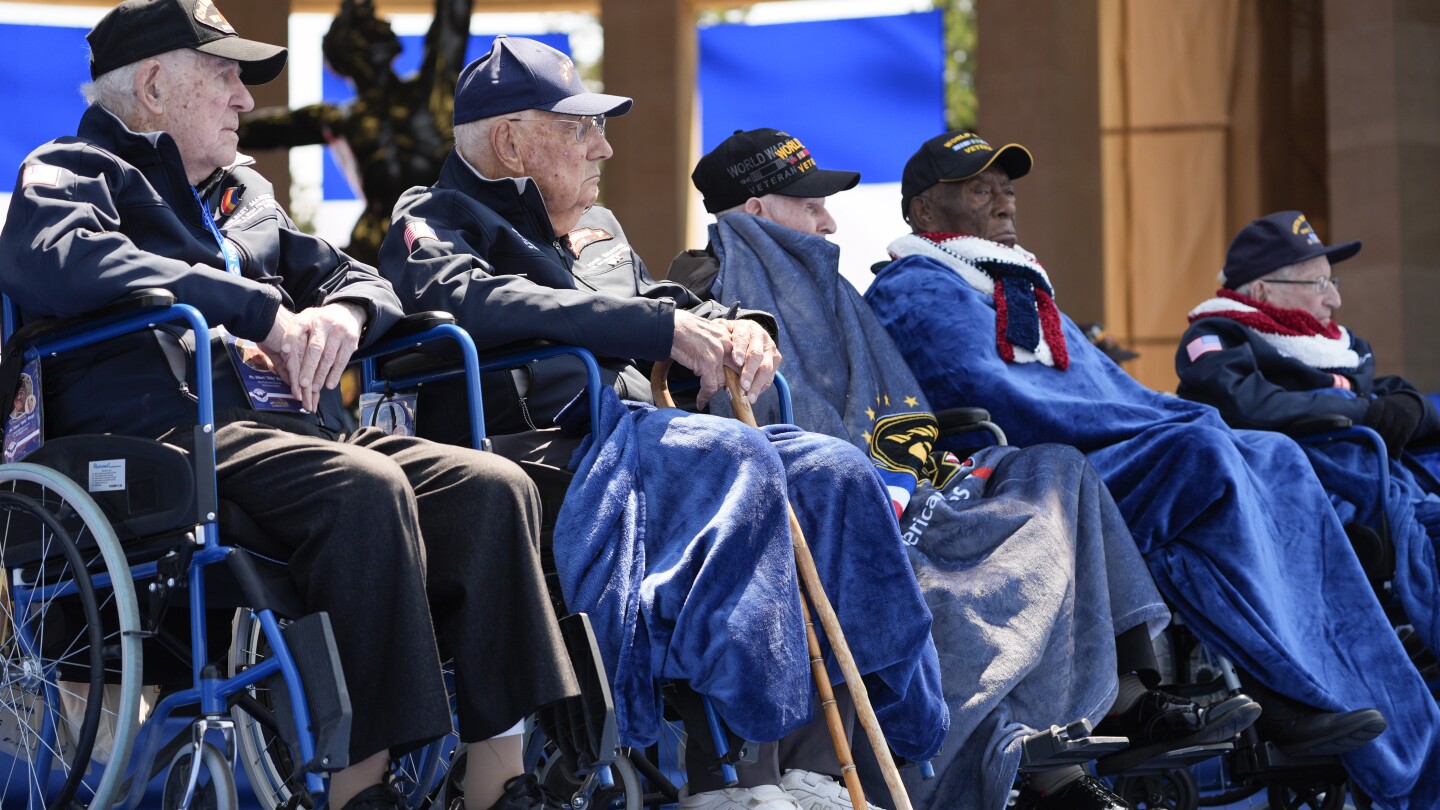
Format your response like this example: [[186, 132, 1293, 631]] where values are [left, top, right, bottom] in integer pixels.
[[231, 610, 459, 810], [1267, 779, 1348, 810], [0, 463, 142, 810], [532, 736, 642, 810], [161, 741, 238, 810], [1113, 770, 1199, 810]]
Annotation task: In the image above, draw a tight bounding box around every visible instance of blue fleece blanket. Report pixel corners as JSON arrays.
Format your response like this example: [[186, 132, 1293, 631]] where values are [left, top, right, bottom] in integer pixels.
[[1299, 441, 1440, 659], [710, 216, 1168, 810], [553, 388, 947, 760], [866, 250, 1440, 809]]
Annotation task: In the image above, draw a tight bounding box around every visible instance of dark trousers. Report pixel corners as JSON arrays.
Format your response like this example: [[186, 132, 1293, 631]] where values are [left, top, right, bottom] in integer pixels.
[[675, 683, 857, 792], [192, 411, 578, 761]]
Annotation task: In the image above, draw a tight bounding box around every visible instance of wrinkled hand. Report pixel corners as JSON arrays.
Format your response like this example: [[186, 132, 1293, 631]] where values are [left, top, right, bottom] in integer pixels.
[[259, 302, 367, 412], [670, 310, 733, 409], [725, 318, 780, 404]]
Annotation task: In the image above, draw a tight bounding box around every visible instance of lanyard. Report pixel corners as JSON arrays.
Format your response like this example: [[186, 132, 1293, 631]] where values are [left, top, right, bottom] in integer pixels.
[[191, 186, 241, 276]]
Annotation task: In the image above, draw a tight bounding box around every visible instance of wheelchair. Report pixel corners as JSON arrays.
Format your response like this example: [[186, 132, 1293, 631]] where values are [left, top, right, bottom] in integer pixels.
[[1142, 414, 1440, 810], [0, 290, 488, 810]]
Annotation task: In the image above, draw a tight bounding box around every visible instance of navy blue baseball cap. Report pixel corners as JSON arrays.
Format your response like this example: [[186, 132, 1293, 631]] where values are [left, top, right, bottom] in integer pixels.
[[1222, 210, 1361, 289], [454, 36, 632, 126]]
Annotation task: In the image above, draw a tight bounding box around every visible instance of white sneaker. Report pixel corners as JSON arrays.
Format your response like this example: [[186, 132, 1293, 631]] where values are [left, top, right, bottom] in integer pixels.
[[679, 784, 803, 810], [780, 769, 883, 810]]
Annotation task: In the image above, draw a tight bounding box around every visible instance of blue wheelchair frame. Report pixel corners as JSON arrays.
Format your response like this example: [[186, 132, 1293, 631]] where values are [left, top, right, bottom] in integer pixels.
[[1, 296, 494, 809]]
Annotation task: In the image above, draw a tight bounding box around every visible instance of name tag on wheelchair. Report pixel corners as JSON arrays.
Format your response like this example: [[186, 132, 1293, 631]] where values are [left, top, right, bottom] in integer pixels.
[[223, 331, 306, 413], [359, 392, 417, 437], [3, 358, 44, 463]]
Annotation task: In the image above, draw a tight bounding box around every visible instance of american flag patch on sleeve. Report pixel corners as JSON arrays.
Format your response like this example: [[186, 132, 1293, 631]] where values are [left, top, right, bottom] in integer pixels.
[[1330, 373, 1352, 391], [403, 220, 439, 252], [21, 164, 61, 188], [1186, 334, 1223, 362]]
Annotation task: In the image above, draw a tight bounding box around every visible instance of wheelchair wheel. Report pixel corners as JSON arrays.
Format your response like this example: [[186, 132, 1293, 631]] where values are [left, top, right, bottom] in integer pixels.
[[0, 463, 142, 810], [231, 609, 459, 809], [1113, 770, 1199, 810], [532, 736, 642, 810], [1267, 779, 1348, 810], [230, 609, 302, 810], [161, 741, 238, 810]]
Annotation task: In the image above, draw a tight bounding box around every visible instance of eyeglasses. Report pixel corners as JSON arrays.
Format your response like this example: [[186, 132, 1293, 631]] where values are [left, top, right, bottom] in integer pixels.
[[509, 114, 606, 143], [1263, 275, 1340, 294]]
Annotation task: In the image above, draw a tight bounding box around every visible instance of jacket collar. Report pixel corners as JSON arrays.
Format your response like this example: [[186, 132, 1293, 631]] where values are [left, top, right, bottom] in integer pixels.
[[76, 106, 199, 219], [438, 150, 560, 247]]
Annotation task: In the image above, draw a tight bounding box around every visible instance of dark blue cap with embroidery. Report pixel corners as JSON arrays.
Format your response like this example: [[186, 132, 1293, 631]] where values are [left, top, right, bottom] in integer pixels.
[[454, 35, 632, 125], [1222, 210, 1361, 289]]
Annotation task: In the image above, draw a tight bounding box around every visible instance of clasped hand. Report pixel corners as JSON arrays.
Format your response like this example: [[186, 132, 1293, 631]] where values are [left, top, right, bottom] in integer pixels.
[[258, 302, 367, 412], [669, 310, 781, 409]]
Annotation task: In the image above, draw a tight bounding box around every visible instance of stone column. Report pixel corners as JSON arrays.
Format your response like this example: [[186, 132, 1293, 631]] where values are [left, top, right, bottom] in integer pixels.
[[1325, 0, 1440, 387], [598, 0, 695, 272]]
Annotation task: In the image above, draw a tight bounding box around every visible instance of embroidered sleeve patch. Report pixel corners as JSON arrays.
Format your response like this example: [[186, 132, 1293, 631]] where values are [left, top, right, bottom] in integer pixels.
[[1186, 334, 1223, 362], [404, 221, 439, 252], [21, 164, 61, 188]]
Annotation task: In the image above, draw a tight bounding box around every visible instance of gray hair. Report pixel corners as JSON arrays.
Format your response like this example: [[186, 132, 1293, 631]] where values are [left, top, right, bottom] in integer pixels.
[[79, 49, 201, 125], [1225, 262, 1298, 297], [453, 117, 499, 163]]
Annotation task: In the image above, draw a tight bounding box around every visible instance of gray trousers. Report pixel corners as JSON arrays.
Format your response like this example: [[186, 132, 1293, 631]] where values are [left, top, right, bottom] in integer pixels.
[[192, 411, 578, 761]]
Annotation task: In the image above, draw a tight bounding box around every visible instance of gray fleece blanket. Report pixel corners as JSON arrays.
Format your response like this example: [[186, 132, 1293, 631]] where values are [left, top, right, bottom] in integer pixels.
[[711, 215, 1169, 810]]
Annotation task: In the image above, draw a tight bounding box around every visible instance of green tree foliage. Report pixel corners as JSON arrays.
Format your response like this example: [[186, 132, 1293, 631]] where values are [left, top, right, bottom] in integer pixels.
[[940, 0, 978, 130]]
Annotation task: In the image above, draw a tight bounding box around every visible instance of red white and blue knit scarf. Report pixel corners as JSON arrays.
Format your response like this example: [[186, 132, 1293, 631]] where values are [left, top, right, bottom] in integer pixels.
[[1187, 289, 1361, 370], [888, 232, 1069, 369]]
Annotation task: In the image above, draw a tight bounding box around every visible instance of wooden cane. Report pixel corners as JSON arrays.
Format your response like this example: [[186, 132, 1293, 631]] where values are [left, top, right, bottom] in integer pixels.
[[650, 362, 914, 810]]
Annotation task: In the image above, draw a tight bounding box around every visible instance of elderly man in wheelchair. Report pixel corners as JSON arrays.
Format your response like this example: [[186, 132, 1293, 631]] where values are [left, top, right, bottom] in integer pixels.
[[1176, 210, 1440, 682], [0, 3, 580, 809], [863, 130, 1440, 808], [379, 36, 950, 810]]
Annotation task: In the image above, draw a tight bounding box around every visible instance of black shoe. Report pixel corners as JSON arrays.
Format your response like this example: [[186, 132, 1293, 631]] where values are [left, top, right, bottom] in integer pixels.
[[336, 782, 405, 810], [1260, 707, 1388, 756], [1095, 691, 1261, 772], [1014, 775, 1132, 809], [482, 774, 568, 810]]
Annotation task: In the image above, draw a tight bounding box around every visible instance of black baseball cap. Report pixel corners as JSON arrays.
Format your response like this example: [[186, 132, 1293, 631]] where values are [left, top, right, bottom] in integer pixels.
[[454, 36, 632, 126], [88, 0, 287, 85], [1222, 210, 1361, 289], [692, 128, 859, 214], [900, 130, 1033, 220]]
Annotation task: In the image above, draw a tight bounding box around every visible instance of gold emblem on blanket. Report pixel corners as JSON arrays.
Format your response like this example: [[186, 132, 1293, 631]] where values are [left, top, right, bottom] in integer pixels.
[[869, 412, 962, 489]]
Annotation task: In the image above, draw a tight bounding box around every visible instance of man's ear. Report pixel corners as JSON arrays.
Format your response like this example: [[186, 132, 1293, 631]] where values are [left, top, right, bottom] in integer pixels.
[[133, 59, 165, 116], [742, 197, 764, 217], [490, 119, 527, 177], [907, 195, 931, 231]]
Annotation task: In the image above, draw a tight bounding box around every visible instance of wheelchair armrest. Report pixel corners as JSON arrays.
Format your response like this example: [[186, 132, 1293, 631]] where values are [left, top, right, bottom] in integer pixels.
[[7, 288, 178, 348], [1280, 414, 1354, 438], [371, 311, 456, 343], [934, 407, 992, 436]]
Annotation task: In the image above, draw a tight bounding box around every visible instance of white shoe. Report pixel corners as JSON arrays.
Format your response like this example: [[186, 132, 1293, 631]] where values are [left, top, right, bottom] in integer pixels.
[[679, 784, 803, 810], [780, 769, 883, 810]]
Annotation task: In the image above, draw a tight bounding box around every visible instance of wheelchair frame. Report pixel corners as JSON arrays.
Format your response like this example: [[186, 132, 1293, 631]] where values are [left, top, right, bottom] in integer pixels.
[[0, 295, 494, 810]]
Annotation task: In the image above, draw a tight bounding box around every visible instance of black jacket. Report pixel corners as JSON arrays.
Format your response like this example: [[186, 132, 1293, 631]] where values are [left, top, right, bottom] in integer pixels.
[[380, 153, 772, 438], [0, 106, 401, 439], [1175, 316, 1440, 436]]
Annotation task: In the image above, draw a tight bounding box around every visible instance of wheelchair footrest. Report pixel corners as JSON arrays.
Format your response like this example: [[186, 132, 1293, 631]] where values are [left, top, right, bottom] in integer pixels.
[[1018, 720, 1129, 771], [1095, 742, 1233, 776], [1230, 740, 1341, 779], [270, 611, 352, 773]]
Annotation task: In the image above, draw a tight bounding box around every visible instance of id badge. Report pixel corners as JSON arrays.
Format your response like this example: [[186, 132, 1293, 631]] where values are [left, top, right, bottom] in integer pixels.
[[223, 330, 306, 413], [3, 358, 44, 463], [359, 391, 417, 437]]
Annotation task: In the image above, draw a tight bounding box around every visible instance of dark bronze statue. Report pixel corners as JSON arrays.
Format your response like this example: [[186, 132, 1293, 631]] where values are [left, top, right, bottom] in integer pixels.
[[239, 0, 474, 264]]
